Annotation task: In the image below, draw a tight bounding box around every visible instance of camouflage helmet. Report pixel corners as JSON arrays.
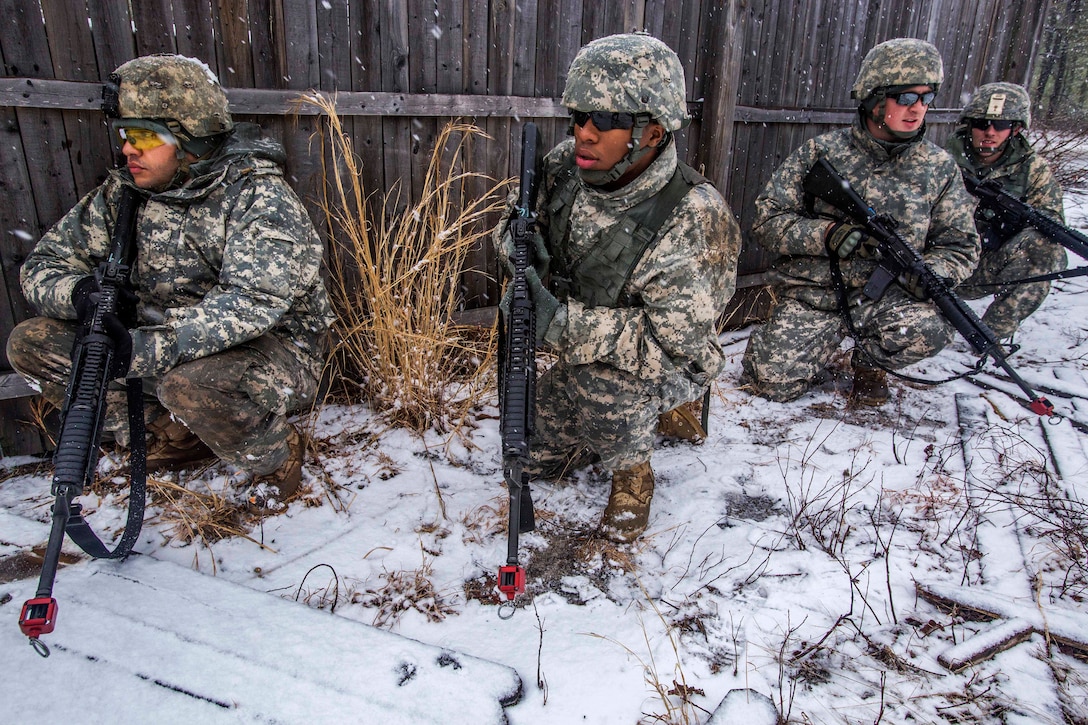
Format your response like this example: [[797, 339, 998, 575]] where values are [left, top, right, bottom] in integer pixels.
[[562, 32, 690, 131], [851, 38, 944, 101], [961, 82, 1031, 130], [107, 54, 233, 139]]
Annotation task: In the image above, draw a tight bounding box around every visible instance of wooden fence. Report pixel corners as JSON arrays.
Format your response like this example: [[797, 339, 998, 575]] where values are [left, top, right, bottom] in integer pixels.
[[0, 0, 1048, 455]]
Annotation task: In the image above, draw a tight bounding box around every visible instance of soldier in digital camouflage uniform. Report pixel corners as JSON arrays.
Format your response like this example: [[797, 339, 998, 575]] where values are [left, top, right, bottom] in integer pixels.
[[741, 38, 979, 405], [7, 54, 334, 510], [495, 33, 741, 542], [946, 82, 1067, 339]]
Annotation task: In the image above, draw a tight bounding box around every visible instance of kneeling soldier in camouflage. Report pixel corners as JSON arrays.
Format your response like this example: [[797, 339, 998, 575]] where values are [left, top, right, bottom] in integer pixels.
[[7, 54, 334, 511], [496, 34, 740, 542], [741, 38, 979, 406], [946, 83, 1068, 340]]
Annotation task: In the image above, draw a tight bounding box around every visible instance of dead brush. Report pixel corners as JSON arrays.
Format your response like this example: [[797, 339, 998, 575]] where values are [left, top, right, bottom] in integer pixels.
[[351, 549, 458, 628], [301, 93, 507, 440], [147, 477, 267, 557]]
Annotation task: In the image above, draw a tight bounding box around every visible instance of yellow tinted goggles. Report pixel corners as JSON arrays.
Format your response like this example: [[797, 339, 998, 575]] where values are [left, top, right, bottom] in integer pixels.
[[117, 126, 170, 151]]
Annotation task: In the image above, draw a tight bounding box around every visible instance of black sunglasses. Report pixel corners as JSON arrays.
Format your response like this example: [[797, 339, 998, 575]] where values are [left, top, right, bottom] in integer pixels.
[[968, 118, 1016, 131], [886, 90, 936, 106], [570, 110, 640, 131]]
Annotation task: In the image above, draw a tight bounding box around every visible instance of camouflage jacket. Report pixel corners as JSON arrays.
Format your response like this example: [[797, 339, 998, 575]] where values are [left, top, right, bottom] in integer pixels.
[[531, 138, 740, 387], [946, 130, 1065, 248], [752, 120, 980, 310], [20, 123, 334, 379]]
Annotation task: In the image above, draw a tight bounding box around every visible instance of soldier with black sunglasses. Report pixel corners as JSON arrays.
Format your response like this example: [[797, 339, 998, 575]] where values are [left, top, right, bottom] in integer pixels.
[[493, 33, 741, 543], [946, 83, 1068, 339]]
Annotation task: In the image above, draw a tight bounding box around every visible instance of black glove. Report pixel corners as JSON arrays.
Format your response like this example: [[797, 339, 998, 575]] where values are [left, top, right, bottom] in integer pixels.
[[825, 221, 880, 260], [72, 275, 99, 323], [100, 312, 133, 379], [525, 268, 561, 345], [899, 267, 929, 301], [499, 228, 551, 278], [71, 275, 138, 327]]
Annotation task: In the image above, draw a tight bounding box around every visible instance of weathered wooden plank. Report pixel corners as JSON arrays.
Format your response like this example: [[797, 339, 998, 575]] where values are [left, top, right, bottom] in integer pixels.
[[317, 0, 352, 92], [407, 0, 439, 214], [217, 0, 255, 87], [381, 1, 413, 210], [461, 0, 487, 94], [697, 1, 743, 198], [131, 1, 176, 56], [38, 0, 113, 195], [248, 0, 283, 89], [0, 105, 38, 369], [173, 0, 220, 66], [41, 0, 100, 81], [0, 78, 572, 117], [348, 0, 386, 204], [86, 3, 135, 77], [512, 0, 539, 97]]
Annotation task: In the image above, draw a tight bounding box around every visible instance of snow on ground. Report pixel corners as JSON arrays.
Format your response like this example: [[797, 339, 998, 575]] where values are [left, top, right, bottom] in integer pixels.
[[3, 198, 1088, 724]]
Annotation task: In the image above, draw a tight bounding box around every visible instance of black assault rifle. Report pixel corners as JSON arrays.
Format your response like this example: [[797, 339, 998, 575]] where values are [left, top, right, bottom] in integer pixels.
[[19, 185, 149, 657], [803, 157, 1054, 417], [961, 173, 1088, 263], [496, 123, 542, 609]]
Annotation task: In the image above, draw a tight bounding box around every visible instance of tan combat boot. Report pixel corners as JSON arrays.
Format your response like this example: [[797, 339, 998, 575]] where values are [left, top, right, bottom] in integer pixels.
[[246, 425, 304, 512], [599, 461, 655, 543], [145, 413, 216, 471], [850, 364, 889, 406], [656, 399, 706, 443]]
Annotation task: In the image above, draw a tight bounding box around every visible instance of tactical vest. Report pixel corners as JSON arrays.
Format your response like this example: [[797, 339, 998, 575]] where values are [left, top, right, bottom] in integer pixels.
[[546, 158, 708, 308]]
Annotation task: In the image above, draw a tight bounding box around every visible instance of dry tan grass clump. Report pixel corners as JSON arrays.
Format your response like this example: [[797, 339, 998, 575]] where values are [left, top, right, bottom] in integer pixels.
[[302, 94, 508, 437], [351, 557, 458, 628]]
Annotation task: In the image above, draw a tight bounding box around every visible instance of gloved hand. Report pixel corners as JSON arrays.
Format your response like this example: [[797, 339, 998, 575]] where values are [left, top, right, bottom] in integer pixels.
[[825, 221, 880, 260], [101, 312, 133, 379], [499, 227, 550, 278], [525, 268, 561, 346], [72, 309, 132, 380], [899, 266, 929, 301], [71, 275, 138, 326], [72, 275, 99, 323]]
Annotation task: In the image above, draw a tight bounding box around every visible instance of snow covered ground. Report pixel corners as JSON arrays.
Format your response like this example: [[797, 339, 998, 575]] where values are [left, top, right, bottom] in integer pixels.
[[2, 194, 1088, 724]]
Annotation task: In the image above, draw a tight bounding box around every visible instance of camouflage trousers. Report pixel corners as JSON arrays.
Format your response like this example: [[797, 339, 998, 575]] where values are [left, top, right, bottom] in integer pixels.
[[741, 286, 955, 402], [957, 231, 1067, 339], [6, 317, 318, 476], [530, 358, 704, 475]]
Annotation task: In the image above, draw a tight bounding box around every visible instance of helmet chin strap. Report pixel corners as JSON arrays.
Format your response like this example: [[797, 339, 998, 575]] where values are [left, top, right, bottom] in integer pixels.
[[971, 137, 1011, 163], [578, 117, 659, 187]]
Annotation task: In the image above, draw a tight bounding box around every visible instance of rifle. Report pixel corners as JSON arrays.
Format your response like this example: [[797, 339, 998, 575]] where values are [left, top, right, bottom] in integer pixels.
[[496, 122, 543, 611], [803, 157, 1054, 417], [961, 173, 1088, 261], [19, 185, 148, 657]]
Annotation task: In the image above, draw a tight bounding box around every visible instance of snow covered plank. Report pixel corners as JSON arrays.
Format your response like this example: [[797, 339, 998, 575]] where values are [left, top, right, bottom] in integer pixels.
[[2, 555, 521, 724], [917, 582, 1088, 658]]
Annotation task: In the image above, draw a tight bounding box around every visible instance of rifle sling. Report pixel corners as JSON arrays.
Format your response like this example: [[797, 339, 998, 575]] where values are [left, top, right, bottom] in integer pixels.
[[65, 377, 146, 559], [966, 264, 1088, 288]]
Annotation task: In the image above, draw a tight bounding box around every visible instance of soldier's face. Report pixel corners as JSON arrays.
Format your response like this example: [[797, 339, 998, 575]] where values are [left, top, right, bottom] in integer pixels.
[[571, 116, 663, 173], [969, 123, 1014, 164], [869, 85, 933, 141], [123, 138, 180, 190]]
